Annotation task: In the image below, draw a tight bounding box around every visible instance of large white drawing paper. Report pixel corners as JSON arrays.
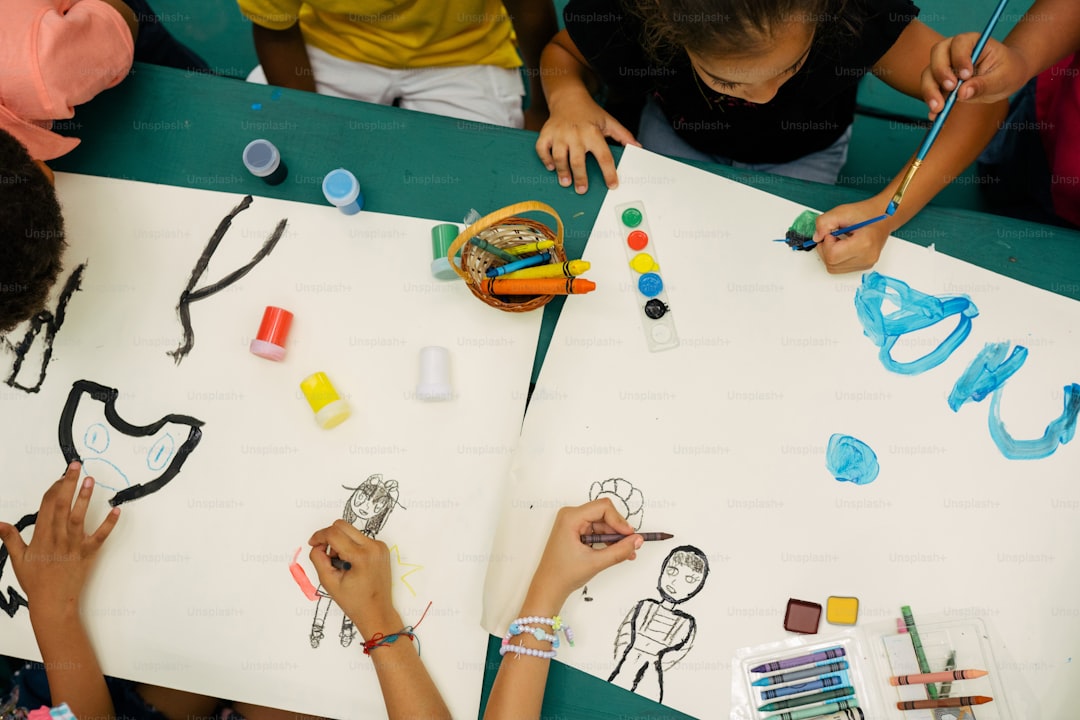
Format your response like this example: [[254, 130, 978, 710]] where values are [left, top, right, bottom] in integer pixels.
[[481, 146, 1080, 719], [0, 174, 541, 720]]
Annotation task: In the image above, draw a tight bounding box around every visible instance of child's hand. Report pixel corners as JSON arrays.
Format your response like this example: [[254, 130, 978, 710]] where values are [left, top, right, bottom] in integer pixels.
[[535, 90, 640, 194], [0, 462, 120, 620], [921, 34, 1028, 120], [813, 201, 894, 274], [522, 499, 641, 614], [308, 520, 401, 639]]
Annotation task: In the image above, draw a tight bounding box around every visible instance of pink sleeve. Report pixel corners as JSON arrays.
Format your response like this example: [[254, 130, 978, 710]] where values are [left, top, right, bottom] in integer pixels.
[[32, 0, 135, 119]]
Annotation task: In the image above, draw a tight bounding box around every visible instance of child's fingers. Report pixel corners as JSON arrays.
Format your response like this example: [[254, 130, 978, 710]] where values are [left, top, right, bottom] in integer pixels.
[[567, 142, 592, 194], [0, 522, 28, 557], [585, 137, 619, 190], [38, 463, 81, 541], [535, 134, 557, 172], [593, 535, 642, 570], [549, 139, 575, 189], [88, 507, 121, 549], [68, 475, 95, 534], [946, 33, 980, 83]]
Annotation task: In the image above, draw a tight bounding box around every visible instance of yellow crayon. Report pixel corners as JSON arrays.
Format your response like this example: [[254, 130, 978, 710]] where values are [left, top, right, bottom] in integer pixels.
[[501, 260, 591, 280], [506, 240, 556, 256]]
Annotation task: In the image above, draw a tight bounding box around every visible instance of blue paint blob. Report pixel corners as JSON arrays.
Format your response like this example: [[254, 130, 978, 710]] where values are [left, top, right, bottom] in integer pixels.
[[251, 103, 262, 111], [854, 272, 978, 375], [270, 88, 282, 101], [948, 342, 1028, 411], [988, 383, 1080, 460], [826, 434, 880, 485]]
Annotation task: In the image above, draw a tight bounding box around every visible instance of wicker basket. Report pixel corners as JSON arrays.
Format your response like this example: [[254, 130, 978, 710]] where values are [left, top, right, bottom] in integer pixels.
[[447, 201, 565, 312]]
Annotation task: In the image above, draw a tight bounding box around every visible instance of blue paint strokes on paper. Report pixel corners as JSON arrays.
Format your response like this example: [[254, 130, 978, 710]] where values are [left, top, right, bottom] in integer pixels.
[[854, 272, 978, 375], [988, 383, 1080, 459], [826, 434, 880, 485], [948, 342, 1029, 411]]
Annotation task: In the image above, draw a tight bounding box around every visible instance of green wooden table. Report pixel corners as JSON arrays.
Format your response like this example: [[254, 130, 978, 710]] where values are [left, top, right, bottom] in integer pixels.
[[47, 63, 1080, 720]]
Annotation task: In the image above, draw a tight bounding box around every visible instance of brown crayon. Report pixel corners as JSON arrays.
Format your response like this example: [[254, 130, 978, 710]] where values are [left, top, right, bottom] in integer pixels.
[[483, 277, 596, 296], [897, 695, 992, 710]]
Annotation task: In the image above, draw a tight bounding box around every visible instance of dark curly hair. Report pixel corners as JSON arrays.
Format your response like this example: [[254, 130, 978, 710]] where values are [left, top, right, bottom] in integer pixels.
[[633, 0, 853, 61], [0, 128, 66, 333]]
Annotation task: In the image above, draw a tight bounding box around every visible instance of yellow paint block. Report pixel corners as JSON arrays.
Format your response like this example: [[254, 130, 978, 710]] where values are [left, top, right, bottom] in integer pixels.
[[826, 596, 859, 625]]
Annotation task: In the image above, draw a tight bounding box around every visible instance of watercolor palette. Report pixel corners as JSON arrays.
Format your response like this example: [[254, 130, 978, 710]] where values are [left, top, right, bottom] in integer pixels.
[[614, 201, 679, 352]]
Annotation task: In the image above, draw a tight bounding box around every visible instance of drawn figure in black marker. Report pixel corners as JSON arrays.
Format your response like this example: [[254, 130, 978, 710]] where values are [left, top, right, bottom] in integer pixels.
[[0, 379, 203, 617], [310, 474, 402, 648], [608, 545, 709, 703], [589, 478, 644, 531]]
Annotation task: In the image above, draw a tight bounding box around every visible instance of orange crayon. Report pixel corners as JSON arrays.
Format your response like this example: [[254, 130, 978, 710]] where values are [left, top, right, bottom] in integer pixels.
[[891, 669, 988, 686], [483, 277, 596, 295], [897, 696, 992, 710]]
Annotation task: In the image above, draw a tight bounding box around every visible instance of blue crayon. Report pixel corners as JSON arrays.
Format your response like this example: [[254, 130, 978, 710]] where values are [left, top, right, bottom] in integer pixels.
[[761, 673, 846, 700], [485, 252, 551, 278], [752, 660, 849, 686]]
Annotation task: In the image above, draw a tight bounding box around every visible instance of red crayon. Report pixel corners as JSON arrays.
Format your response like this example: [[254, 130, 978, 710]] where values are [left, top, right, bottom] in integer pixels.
[[483, 277, 596, 296]]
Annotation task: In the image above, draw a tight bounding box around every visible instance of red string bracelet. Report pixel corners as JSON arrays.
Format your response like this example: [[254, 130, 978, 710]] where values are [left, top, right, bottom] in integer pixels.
[[362, 601, 433, 656]]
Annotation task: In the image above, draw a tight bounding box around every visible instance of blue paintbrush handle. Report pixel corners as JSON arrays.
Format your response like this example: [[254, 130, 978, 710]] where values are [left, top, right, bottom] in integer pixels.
[[916, 0, 1009, 163]]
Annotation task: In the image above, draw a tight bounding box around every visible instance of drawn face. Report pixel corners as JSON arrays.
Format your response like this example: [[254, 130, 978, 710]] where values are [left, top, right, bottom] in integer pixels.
[[352, 483, 391, 520], [58, 380, 203, 506], [656, 547, 709, 604]]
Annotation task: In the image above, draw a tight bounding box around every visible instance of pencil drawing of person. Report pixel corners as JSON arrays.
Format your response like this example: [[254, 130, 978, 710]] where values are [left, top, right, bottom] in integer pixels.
[[310, 474, 402, 648], [608, 545, 710, 703]]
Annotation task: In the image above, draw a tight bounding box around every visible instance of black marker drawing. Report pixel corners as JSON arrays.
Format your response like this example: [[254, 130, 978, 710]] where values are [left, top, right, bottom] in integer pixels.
[[168, 195, 287, 364], [590, 478, 644, 530], [310, 474, 403, 648], [608, 545, 710, 703], [1, 263, 86, 393], [0, 379, 204, 617]]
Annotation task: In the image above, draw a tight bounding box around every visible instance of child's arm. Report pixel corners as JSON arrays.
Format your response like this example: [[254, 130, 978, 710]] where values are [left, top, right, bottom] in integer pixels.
[[922, 0, 1080, 117], [307, 521, 450, 720], [813, 20, 1008, 273], [0, 463, 121, 720], [483, 500, 641, 720], [502, 0, 559, 130], [251, 22, 317, 92], [536, 29, 640, 194]]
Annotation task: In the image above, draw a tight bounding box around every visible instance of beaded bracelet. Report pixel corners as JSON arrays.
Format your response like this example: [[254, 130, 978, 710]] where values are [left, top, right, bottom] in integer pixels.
[[506, 624, 560, 647], [499, 642, 557, 659], [508, 615, 575, 647]]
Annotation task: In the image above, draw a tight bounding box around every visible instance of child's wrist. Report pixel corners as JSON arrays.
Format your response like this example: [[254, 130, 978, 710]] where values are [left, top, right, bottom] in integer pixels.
[[353, 607, 404, 641]]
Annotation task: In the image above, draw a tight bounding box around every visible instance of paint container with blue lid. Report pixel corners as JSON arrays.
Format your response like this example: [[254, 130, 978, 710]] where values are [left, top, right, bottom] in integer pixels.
[[322, 168, 364, 215], [242, 139, 288, 185]]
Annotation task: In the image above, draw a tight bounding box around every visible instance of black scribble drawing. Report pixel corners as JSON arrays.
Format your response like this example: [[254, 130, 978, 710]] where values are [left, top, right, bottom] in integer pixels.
[[608, 545, 710, 703], [590, 478, 644, 530], [0, 379, 203, 618], [310, 474, 404, 648], [582, 585, 593, 602], [1, 263, 86, 393], [168, 195, 287, 364]]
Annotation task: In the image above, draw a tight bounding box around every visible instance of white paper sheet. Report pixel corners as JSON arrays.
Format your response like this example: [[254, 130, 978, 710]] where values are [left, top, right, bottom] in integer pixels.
[[0, 174, 542, 720], [481, 146, 1080, 719]]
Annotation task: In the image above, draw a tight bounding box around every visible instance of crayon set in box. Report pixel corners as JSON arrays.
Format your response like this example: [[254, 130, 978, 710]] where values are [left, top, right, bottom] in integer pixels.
[[731, 616, 1014, 720]]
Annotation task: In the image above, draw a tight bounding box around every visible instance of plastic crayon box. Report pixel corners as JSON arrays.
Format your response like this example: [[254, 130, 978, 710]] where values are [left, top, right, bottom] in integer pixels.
[[732, 631, 878, 720], [865, 615, 1014, 720], [732, 617, 1015, 720]]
